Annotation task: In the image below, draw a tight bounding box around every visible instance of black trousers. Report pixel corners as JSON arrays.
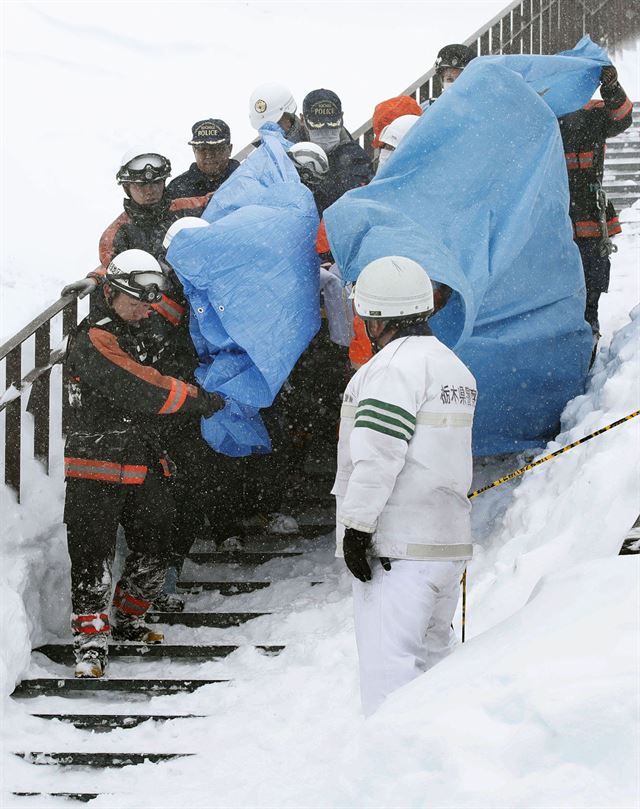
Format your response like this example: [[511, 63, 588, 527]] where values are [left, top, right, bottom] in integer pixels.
[[64, 468, 174, 623], [162, 419, 245, 559], [576, 237, 611, 335]]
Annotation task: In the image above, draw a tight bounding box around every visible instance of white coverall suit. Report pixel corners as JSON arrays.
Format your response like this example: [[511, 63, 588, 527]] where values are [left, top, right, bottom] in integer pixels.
[[333, 333, 476, 715]]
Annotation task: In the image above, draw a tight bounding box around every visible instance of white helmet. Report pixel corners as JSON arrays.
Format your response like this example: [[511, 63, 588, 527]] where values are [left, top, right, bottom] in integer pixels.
[[117, 146, 171, 185], [249, 82, 297, 130], [353, 256, 434, 319], [287, 142, 329, 176], [379, 114, 420, 150], [105, 249, 168, 302], [163, 217, 209, 249]]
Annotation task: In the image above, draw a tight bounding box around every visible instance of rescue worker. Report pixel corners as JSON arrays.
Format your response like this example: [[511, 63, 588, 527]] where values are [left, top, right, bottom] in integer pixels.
[[99, 147, 211, 266], [333, 256, 476, 716], [433, 43, 476, 93], [249, 82, 307, 143], [301, 88, 374, 212], [167, 119, 240, 199], [558, 65, 633, 338], [287, 141, 330, 214], [371, 95, 422, 154], [64, 249, 224, 678], [376, 113, 420, 173], [61, 146, 211, 298]]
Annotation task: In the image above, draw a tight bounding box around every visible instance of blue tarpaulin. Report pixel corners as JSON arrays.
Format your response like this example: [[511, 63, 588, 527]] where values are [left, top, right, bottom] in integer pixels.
[[167, 122, 320, 456], [324, 38, 608, 456]]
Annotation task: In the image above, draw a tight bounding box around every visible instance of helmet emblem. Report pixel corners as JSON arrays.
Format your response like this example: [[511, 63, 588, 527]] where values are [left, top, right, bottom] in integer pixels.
[[254, 99, 268, 113]]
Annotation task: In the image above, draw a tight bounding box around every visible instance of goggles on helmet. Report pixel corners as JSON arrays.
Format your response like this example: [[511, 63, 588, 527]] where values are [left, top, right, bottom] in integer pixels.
[[288, 148, 329, 177], [105, 266, 169, 304], [116, 153, 171, 185]]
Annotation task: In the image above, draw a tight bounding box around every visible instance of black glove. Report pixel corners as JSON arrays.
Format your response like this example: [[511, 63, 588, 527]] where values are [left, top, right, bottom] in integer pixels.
[[198, 390, 225, 418], [61, 278, 98, 300], [600, 65, 618, 87], [343, 528, 373, 582]]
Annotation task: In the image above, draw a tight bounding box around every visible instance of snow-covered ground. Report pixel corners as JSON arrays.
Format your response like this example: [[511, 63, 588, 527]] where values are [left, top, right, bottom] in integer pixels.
[[1, 4, 639, 807]]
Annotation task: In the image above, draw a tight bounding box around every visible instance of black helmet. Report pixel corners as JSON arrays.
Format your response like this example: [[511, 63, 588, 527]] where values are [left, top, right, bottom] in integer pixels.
[[434, 44, 476, 75]]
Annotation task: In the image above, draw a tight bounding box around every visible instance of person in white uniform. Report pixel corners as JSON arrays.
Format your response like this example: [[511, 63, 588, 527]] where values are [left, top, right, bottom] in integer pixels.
[[333, 256, 477, 716]]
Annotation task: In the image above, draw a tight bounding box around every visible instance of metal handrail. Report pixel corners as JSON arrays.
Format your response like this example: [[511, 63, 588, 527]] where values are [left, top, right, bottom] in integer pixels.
[[0, 295, 74, 362]]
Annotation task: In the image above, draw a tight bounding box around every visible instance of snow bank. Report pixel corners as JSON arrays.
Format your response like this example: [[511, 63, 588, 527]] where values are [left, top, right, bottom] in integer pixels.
[[468, 304, 640, 634], [0, 452, 68, 699], [350, 557, 638, 809]]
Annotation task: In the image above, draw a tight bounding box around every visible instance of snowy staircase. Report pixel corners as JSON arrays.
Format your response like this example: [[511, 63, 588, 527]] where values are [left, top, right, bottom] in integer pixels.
[[603, 101, 640, 213], [8, 514, 335, 800], [619, 515, 640, 555]]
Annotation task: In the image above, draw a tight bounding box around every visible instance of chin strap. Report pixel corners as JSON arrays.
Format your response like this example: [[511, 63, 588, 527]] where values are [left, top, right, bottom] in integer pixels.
[[364, 316, 433, 353]]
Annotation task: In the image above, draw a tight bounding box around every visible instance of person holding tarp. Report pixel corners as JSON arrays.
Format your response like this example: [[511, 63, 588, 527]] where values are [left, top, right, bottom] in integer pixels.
[[64, 249, 223, 678], [166, 121, 320, 523], [324, 37, 612, 458], [558, 63, 633, 341]]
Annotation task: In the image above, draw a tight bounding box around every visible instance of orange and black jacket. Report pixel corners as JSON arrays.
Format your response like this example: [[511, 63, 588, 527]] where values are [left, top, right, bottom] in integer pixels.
[[64, 296, 212, 485], [98, 191, 211, 267], [558, 82, 633, 239]]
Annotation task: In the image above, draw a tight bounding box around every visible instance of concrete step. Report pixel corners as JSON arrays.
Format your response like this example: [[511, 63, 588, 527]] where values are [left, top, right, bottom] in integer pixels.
[[13, 793, 101, 803], [242, 522, 334, 539], [15, 751, 192, 768], [31, 713, 202, 730], [34, 643, 284, 664], [186, 550, 302, 565], [12, 677, 227, 697], [176, 579, 322, 593], [177, 579, 272, 594], [148, 611, 271, 627]]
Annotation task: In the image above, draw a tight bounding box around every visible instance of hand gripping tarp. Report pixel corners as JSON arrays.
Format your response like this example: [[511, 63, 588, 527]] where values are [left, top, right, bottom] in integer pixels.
[[167, 122, 320, 456], [324, 38, 608, 456]]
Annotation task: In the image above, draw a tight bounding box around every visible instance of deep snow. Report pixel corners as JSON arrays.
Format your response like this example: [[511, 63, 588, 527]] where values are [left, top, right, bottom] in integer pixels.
[[1, 3, 639, 807]]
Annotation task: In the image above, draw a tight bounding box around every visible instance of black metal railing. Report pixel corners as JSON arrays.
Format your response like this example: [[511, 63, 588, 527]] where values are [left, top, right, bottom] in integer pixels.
[[1, 0, 638, 502], [0, 296, 78, 502]]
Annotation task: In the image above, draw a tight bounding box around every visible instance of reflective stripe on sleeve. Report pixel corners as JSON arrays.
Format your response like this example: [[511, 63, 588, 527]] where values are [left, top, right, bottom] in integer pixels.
[[158, 378, 189, 414], [574, 218, 621, 238], [609, 97, 632, 121], [565, 151, 594, 170], [152, 294, 185, 327], [344, 405, 473, 429], [341, 403, 357, 419], [64, 457, 147, 484]]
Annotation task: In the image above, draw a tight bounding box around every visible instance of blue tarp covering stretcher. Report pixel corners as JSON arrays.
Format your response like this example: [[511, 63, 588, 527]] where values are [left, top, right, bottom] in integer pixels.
[[167, 123, 320, 456], [324, 37, 609, 456]]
